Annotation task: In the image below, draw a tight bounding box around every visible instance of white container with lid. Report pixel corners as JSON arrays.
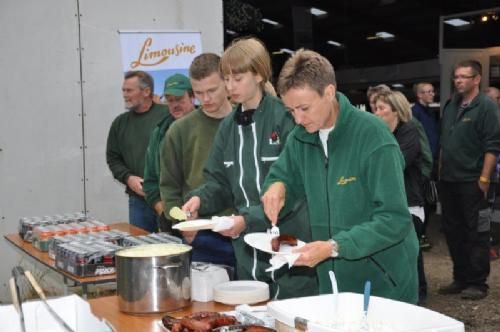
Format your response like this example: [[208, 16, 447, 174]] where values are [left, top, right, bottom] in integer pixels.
[[191, 263, 230, 302]]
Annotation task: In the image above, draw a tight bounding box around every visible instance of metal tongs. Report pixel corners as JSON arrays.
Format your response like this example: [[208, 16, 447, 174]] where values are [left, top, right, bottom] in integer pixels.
[[10, 266, 75, 332], [9, 267, 26, 332]]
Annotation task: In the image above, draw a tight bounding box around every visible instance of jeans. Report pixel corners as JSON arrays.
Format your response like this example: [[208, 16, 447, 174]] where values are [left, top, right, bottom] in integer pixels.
[[128, 195, 158, 233], [190, 230, 236, 268]]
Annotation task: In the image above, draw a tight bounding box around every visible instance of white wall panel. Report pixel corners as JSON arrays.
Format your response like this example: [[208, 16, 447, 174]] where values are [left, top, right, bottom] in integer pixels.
[[0, 0, 84, 301]]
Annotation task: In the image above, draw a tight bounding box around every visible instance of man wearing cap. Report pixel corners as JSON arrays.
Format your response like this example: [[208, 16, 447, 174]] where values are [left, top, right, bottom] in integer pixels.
[[106, 71, 169, 233], [143, 73, 195, 231]]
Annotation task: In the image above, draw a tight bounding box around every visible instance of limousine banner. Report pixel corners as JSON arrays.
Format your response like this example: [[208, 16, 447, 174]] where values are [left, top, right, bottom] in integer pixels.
[[119, 30, 202, 97]]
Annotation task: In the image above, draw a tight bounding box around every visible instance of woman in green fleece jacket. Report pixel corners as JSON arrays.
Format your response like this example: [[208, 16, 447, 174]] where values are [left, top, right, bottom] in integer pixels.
[[262, 50, 418, 304], [183, 37, 318, 299]]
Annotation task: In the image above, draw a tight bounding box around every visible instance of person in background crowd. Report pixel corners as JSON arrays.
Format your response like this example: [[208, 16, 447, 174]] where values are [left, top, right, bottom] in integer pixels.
[[143, 73, 195, 232], [106, 71, 169, 232], [412, 83, 439, 159], [486, 86, 500, 106], [366, 84, 390, 112], [412, 82, 440, 249], [368, 84, 434, 250], [374, 90, 428, 304], [484, 86, 500, 260], [182, 37, 318, 299], [159, 53, 235, 267], [262, 49, 418, 303], [439, 60, 500, 300]]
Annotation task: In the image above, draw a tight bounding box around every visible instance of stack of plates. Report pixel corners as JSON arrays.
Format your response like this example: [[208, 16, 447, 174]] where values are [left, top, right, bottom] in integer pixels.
[[213, 281, 270, 305]]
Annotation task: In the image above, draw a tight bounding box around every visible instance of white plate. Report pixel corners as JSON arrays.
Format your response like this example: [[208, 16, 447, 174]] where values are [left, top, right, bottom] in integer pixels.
[[172, 219, 216, 231], [244, 232, 304, 255], [214, 280, 270, 305]]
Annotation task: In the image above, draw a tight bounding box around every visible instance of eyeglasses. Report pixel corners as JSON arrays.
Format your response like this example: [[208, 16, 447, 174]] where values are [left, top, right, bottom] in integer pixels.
[[453, 75, 476, 81], [421, 90, 435, 94]]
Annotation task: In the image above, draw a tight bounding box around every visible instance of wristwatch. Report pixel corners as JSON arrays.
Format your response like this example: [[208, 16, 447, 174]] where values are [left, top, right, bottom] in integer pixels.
[[327, 239, 339, 258]]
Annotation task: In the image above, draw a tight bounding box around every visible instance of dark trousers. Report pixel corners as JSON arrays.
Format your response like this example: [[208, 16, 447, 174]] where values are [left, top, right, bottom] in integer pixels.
[[439, 181, 490, 290], [412, 215, 427, 297]]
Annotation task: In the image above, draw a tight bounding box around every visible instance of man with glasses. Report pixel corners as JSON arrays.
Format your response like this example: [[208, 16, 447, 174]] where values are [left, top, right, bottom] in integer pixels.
[[412, 83, 439, 160], [439, 60, 500, 300]]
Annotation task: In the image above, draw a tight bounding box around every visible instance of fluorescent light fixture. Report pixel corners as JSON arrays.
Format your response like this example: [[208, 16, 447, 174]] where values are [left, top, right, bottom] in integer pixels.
[[226, 29, 237, 35], [391, 83, 404, 88], [310, 7, 327, 16], [262, 18, 280, 26], [280, 48, 294, 55], [444, 18, 470, 27], [375, 31, 395, 39], [327, 40, 343, 47], [271, 48, 295, 55]]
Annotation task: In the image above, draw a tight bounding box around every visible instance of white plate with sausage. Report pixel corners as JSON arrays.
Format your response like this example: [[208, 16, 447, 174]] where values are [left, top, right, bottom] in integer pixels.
[[243, 233, 304, 255]]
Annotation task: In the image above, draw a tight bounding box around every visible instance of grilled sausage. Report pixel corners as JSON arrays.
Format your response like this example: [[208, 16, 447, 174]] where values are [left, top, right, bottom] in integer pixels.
[[271, 234, 298, 252]]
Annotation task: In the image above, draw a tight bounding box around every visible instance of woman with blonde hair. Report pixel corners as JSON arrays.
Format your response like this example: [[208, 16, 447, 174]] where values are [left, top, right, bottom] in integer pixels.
[[374, 89, 428, 304], [183, 37, 318, 299]]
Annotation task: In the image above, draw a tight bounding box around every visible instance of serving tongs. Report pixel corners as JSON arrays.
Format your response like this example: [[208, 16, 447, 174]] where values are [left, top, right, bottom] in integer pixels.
[[9, 267, 26, 332], [12, 266, 75, 332]]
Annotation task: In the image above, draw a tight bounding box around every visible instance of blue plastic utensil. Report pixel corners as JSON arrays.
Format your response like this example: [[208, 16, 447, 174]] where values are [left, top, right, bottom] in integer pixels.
[[363, 280, 371, 315], [361, 280, 371, 331]]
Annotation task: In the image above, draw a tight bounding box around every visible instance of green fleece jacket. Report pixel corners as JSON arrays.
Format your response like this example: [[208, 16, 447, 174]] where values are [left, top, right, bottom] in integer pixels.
[[441, 92, 500, 182], [188, 95, 318, 299], [159, 109, 227, 215], [144, 113, 175, 207], [106, 103, 169, 197], [263, 92, 418, 304]]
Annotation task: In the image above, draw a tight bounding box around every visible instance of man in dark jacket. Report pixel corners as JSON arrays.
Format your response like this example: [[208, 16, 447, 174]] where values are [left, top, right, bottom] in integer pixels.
[[412, 82, 439, 249], [439, 59, 500, 300]]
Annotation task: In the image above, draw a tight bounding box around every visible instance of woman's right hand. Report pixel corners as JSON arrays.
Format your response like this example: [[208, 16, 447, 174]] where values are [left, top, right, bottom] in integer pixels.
[[261, 182, 286, 225], [182, 196, 201, 220]]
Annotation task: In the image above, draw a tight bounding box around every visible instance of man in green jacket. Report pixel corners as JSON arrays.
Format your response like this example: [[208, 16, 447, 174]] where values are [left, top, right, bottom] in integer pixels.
[[438, 60, 500, 300], [106, 71, 169, 233], [143, 73, 194, 231], [262, 50, 419, 304]]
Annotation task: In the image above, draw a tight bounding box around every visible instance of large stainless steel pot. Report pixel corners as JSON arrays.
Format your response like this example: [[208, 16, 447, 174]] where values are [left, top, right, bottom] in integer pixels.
[[116, 243, 192, 314]]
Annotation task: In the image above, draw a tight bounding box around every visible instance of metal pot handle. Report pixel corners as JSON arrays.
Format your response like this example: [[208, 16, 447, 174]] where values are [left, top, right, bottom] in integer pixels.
[[153, 263, 182, 270]]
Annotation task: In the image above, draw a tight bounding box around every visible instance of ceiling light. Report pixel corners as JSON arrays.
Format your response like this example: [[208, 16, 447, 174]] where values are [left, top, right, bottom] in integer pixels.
[[444, 18, 470, 27], [310, 7, 327, 16], [280, 48, 294, 55], [367, 31, 395, 40], [391, 83, 404, 88], [375, 31, 395, 39], [226, 29, 237, 35], [327, 40, 343, 47], [262, 18, 280, 26], [481, 15, 489, 22], [272, 48, 295, 55]]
